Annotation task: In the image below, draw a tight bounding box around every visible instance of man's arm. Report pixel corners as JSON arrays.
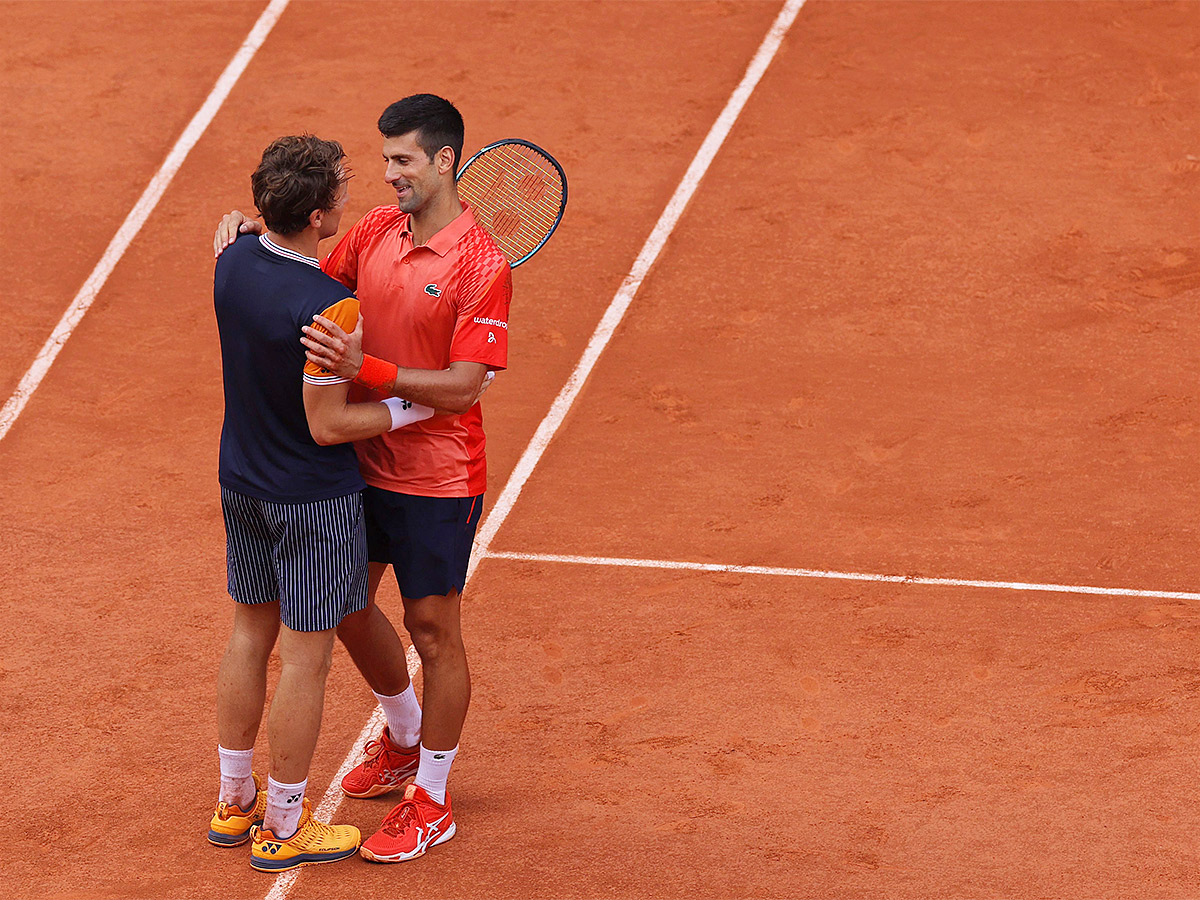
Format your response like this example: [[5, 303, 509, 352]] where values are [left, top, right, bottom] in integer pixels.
[[303, 382, 432, 446], [213, 210, 262, 257], [302, 315, 490, 415]]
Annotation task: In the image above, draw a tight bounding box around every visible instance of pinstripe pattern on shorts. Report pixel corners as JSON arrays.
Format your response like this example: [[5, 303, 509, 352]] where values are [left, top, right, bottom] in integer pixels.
[[221, 487, 368, 632]]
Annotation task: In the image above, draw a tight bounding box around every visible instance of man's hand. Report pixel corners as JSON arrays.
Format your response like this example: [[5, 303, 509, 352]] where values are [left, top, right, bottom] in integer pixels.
[[302, 313, 365, 380], [473, 372, 496, 405], [213, 210, 263, 257]]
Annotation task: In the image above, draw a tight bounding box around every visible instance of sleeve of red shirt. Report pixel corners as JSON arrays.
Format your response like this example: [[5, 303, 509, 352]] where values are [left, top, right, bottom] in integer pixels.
[[450, 262, 512, 371], [320, 224, 362, 291], [320, 206, 397, 290]]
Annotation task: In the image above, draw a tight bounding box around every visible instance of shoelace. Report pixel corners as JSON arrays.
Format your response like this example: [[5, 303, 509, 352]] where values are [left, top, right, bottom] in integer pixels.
[[361, 738, 387, 769], [379, 798, 420, 838]]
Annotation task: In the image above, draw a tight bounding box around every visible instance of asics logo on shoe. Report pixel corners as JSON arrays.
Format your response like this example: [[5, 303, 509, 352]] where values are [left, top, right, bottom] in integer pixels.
[[414, 812, 450, 853]]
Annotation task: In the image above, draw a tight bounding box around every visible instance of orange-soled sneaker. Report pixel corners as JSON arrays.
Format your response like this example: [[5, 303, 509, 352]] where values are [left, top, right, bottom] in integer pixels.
[[249, 800, 360, 872], [360, 784, 455, 863], [340, 727, 419, 798], [207, 772, 267, 846]]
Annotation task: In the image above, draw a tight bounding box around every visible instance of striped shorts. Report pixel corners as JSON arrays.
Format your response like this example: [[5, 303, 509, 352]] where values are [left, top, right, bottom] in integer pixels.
[[221, 487, 369, 632]]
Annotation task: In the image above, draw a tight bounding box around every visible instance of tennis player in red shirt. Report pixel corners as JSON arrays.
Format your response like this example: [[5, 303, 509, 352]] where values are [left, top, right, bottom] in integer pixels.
[[216, 95, 510, 863]]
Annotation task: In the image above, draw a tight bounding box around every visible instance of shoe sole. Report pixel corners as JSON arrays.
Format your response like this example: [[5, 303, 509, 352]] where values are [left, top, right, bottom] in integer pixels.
[[208, 828, 253, 847], [250, 846, 360, 872], [359, 821, 456, 863], [340, 766, 418, 799], [340, 780, 410, 799]]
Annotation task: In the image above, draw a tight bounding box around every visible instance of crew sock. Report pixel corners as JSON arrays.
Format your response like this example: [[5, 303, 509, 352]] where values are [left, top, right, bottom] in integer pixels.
[[413, 744, 457, 806], [263, 776, 307, 840], [217, 745, 256, 809], [375, 685, 422, 748]]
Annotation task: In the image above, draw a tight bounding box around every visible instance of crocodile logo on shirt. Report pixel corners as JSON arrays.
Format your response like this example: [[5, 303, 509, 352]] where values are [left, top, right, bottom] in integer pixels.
[[424, 283, 442, 297]]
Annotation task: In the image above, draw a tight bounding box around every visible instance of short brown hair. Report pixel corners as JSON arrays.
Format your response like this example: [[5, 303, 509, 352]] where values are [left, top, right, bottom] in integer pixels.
[[251, 135, 349, 235]]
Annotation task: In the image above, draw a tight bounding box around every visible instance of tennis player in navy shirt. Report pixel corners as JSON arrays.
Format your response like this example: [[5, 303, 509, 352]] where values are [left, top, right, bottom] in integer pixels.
[[208, 135, 432, 871]]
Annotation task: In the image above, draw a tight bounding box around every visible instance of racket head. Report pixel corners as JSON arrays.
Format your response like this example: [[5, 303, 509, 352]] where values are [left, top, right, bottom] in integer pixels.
[[456, 139, 567, 267]]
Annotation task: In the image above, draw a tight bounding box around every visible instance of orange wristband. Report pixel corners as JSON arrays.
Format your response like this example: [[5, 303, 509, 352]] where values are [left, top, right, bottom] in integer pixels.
[[354, 355, 398, 392]]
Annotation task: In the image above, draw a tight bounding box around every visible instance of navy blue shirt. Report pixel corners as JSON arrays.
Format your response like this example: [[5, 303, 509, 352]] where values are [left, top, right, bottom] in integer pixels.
[[214, 234, 366, 503]]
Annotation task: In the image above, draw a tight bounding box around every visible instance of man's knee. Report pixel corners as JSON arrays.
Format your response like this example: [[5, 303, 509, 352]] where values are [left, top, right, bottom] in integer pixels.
[[403, 606, 461, 663], [279, 627, 336, 675]]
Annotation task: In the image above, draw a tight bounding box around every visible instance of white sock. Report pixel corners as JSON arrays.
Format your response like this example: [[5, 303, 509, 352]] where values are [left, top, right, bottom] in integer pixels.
[[375, 685, 421, 748], [263, 776, 307, 839], [217, 745, 255, 808], [414, 744, 457, 805]]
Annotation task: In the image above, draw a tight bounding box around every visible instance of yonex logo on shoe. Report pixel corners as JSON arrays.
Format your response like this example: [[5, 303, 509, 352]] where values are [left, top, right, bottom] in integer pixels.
[[287, 793, 301, 803], [262, 842, 281, 854]]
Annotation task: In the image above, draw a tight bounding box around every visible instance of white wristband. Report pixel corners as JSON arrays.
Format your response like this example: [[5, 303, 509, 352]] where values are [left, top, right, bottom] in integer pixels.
[[381, 397, 435, 430]]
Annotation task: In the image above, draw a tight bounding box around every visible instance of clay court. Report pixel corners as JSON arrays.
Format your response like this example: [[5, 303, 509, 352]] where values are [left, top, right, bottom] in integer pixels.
[[3, 1, 1200, 897]]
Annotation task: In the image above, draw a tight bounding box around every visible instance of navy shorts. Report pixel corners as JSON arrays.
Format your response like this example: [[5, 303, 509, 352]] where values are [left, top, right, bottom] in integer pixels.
[[364, 487, 483, 599], [221, 487, 369, 632]]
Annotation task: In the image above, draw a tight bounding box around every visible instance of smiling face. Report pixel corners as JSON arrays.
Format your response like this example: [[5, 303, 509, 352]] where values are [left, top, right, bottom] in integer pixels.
[[383, 131, 448, 214]]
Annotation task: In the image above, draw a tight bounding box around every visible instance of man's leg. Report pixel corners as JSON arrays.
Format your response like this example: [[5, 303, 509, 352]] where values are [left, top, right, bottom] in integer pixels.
[[263, 623, 336, 833], [337, 563, 422, 747], [215, 600, 280, 807], [404, 589, 469, 761], [337, 562, 425, 798]]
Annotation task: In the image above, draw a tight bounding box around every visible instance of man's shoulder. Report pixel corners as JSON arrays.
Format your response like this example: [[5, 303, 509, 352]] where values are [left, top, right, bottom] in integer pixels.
[[457, 220, 509, 279], [351, 205, 406, 241]]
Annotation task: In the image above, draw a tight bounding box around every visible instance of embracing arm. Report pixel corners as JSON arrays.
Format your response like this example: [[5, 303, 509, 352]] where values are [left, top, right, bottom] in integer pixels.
[[302, 315, 491, 415], [303, 382, 433, 446]]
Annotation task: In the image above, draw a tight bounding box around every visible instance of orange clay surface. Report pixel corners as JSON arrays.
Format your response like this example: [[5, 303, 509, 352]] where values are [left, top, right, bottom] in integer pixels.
[[2, 2, 1200, 898]]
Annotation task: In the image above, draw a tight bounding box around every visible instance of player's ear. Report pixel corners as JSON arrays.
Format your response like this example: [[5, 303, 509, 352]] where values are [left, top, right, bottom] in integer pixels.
[[436, 145, 456, 176], [308, 207, 324, 230]]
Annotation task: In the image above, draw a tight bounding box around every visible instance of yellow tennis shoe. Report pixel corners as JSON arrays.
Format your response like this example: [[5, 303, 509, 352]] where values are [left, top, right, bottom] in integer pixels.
[[250, 800, 361, 871], [207, 772, 267, 846]]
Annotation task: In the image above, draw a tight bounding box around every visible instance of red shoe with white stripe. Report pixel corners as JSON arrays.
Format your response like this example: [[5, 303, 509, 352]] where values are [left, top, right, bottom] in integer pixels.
[[359, 784, 455, 863], [340, 727, 419, 798]]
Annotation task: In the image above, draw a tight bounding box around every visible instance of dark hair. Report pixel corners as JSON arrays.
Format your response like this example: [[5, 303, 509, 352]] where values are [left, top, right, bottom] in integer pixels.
[[378, 94, 464, 170], [251, 135, 349, 235]]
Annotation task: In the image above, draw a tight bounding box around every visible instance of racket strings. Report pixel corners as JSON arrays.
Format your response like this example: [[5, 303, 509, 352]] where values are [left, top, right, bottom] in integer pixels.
[[458, 144, 565, 264]]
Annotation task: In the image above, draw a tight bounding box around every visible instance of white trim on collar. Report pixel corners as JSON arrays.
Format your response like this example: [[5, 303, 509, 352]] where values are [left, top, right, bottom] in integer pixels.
[[260, 234, 320, 268]]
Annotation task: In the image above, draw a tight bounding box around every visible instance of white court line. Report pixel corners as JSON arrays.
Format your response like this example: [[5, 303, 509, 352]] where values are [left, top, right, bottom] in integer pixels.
[[266, 1, 807, 897], [487, 551, 1200, 602], [0, 0, 291, 443], [467, 0, 808, 580]]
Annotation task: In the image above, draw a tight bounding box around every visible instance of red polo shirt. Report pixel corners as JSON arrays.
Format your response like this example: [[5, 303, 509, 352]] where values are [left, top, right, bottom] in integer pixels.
[[322, 203, 511, 497]]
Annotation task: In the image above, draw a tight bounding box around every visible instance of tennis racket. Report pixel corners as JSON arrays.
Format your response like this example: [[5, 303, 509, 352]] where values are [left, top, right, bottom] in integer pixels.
[[456, 139, 567, 268]]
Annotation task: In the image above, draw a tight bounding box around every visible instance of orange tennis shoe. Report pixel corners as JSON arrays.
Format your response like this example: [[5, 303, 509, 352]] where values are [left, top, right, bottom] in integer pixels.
[[250, 800, 360, 871], [340, 727, 419, 798], [207, 772, 267, 846], [359, 784, 455, 863]]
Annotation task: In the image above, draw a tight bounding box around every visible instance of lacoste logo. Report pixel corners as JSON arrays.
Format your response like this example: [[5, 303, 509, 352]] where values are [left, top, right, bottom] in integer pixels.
[[433, 754, 446, 760], [424, 283, 442, 297]]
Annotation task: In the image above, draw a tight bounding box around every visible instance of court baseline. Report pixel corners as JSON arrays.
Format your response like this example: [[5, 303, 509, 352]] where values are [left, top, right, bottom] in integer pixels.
[[486, 551, 1200, 603]]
